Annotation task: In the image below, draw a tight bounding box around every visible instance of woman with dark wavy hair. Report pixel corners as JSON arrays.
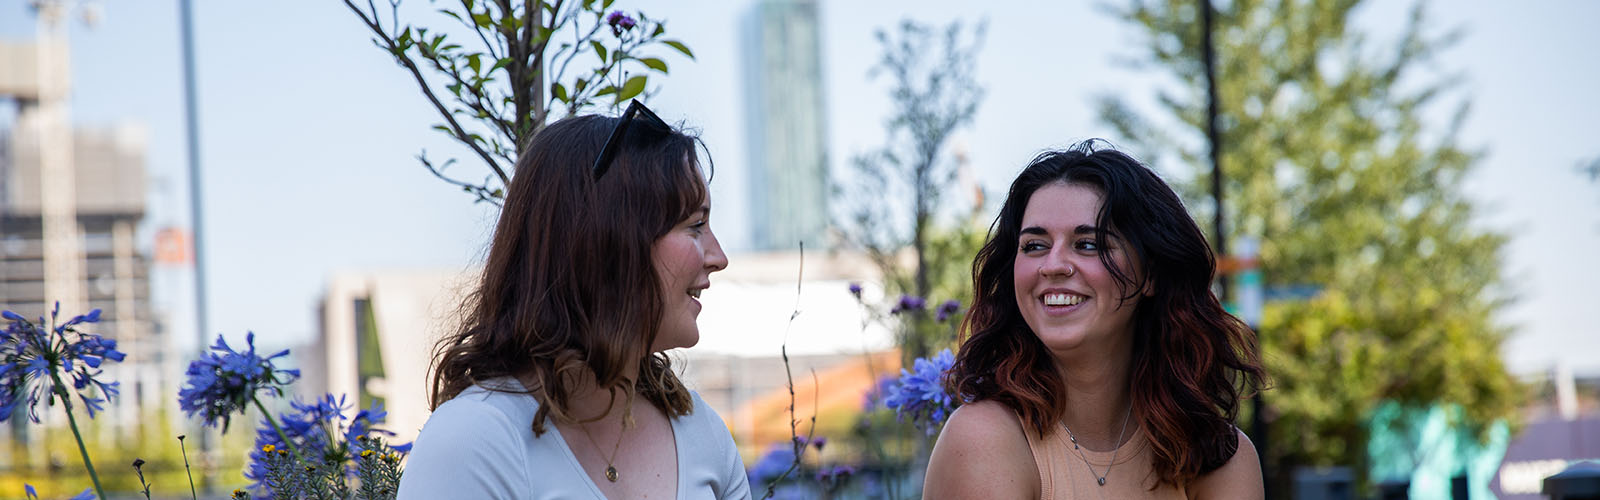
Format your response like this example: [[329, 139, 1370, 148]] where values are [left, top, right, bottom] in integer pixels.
[[925, 141, 1265, 499], [398, 101, 748, 499]]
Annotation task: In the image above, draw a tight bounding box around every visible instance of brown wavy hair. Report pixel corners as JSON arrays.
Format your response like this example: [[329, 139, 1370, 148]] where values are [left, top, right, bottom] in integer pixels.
[[945, 140, 1264, 486], [429, 113, 708, 435]]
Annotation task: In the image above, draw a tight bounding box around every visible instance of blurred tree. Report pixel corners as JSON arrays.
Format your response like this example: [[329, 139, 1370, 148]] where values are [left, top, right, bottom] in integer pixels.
[[344, 0, 694, 204], [834, 19, 987, 363], [1099, 0, 1522, 487]]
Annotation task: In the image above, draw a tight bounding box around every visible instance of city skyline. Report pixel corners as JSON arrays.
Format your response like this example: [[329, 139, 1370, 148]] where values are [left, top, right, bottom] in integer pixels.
[[0, 0, 1595, 376]]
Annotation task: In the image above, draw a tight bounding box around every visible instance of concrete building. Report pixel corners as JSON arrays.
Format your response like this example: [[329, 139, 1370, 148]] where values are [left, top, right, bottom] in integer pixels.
[[741, 0, 830, 251], [311, 251, 894, 452], [1, 34, 163, 441]]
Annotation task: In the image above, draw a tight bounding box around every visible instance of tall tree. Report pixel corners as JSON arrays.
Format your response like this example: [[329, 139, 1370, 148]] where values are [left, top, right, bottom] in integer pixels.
[[835, 19, 986, 362], [345, 0, 694, 204], [1100, 0, 1521, 484]]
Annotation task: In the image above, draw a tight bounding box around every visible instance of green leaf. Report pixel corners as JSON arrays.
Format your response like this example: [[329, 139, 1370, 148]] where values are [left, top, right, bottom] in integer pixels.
[[639, 57, 668, 73], [432, 124, 451, 133], [551, 82, 569, 102], [575, 78, 589, 94], [472, 13, 492, 29], [467, 53, 482, 74], [616, 75, 647, 102], [590, 41, 608, 64], [491, 57, 513, 72], [661, 40, 694, 60], [594, 85, 619, 98], [603, 0, 616, 9], [439, 9, 463, 23], [653, 23, 665, 38]]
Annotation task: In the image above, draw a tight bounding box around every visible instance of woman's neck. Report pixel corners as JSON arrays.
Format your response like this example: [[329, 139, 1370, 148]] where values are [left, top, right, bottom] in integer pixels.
[[520, 363, 640, 424], [1055, 346, 1135, 450]]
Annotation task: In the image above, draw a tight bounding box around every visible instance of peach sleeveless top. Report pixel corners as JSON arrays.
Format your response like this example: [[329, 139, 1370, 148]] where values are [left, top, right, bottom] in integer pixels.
[[1023, 421, 1187, 500]]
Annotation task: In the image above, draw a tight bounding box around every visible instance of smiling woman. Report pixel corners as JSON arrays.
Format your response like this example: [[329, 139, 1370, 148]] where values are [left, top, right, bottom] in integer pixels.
[[925, 140, 1265, 500], [395, 100, 746, 500]]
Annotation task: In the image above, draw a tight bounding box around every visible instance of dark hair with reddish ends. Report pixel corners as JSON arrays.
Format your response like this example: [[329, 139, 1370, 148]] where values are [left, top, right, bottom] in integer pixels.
[[429, 113, 710, 435], [945, 140, 1264, 486]]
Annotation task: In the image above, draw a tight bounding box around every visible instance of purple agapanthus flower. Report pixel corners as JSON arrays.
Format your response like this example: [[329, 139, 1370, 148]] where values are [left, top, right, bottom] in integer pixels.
[[747, 443, 796, 489], [177, 332, 300, 432], [1, 304, 125, 423], [884, 348, 958, 435], [606, 10, 637, 35], [815, 464, 856, 482], [847, 282, 863, 299], [245, 394, 411, 497], [889, 294, 926, 315], [936, 299, 962, 323]]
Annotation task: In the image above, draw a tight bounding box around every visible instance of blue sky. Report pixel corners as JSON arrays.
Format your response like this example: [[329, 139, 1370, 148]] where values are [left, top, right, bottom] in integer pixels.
[[2, 0, 1596, 374]]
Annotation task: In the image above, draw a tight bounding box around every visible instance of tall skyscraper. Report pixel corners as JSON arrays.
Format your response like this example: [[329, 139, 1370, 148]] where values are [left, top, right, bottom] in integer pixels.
[[742, 0, 829, 251]]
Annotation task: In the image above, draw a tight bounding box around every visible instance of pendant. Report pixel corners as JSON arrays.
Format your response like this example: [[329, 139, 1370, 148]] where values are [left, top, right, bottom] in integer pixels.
[[1097, 477, 1106, 486], [606, 466, 618, 482]]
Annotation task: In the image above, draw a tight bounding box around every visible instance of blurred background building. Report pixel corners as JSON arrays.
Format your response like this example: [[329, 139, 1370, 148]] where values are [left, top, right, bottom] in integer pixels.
[[741, 0, 830, 251], [0, 34, 165, 442]]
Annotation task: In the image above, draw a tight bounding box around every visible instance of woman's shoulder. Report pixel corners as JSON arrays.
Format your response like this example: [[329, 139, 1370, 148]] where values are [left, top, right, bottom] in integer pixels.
[[429, 378, 540, 429], [1186, 427, 1263, 500], [936, 400, 1035, 458], [924, 400, 1038, 499]]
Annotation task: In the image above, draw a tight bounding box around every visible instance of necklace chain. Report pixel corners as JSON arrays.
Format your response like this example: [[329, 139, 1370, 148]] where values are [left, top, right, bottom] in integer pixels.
[[577, 419, 625, 482], [1059, 404, 1132, 487]]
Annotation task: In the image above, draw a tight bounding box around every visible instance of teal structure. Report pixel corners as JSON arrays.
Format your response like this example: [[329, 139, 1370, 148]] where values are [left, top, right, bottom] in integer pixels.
[[1368, 401, 1511, 499]]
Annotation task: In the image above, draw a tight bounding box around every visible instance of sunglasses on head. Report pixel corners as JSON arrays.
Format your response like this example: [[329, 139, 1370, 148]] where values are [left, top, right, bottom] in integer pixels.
[[591, 99, 672, 180]]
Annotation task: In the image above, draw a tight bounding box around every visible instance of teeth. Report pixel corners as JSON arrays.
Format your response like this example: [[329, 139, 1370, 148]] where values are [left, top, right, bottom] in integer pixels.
[[1043, 293, 1085, 306], [688, 289, 702, 298]]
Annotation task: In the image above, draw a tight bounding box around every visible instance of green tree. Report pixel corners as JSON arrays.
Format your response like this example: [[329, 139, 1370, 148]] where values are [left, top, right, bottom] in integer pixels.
[[344, 0, 694, 204], [1099, 0, 1521, 484], [834, 19, 987, 363]]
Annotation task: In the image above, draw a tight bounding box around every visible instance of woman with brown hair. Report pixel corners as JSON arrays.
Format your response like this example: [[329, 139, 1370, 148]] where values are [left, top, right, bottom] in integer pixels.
[[925, 141, 1265, 499], [397, 101, 748, 499]]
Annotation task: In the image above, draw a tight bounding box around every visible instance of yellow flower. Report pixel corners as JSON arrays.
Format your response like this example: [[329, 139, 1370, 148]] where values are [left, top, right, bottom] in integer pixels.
[[262, 444, 275, 453], [361, 449, 375, 458]]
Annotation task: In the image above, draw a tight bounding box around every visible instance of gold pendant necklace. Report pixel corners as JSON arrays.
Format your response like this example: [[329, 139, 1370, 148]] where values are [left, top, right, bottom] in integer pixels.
[[578, 419, 625, 482], [1060, 403, 1132, 487]]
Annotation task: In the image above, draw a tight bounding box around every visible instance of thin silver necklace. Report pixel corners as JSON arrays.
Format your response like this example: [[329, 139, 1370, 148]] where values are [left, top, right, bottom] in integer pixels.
[[1059, 403, 1132, 487]]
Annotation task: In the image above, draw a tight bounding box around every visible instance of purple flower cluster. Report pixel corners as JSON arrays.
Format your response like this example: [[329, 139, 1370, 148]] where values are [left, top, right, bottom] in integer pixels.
[[1, 305, 125, 422], [178, 332, 300, 431], [884, 348, 957, 435], [245, 394, 411, 494], [889, 294, 926, 315], [606, 10, 637, 35], [936, 299, 963, 323], [847, 282, 863, 299]]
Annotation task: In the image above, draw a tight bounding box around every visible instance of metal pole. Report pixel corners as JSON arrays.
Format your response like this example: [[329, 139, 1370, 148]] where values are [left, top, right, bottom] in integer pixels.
[[178, 0, 214, 493], [1200, 0, 1268, 495]]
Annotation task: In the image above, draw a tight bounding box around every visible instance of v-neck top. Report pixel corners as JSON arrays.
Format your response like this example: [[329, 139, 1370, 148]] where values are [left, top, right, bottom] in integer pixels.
[[1024, 421, 1187, 500], [397, 378, 751, 500]]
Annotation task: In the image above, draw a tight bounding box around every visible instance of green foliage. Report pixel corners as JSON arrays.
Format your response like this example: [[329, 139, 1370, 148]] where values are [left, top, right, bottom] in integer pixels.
[[834, 19, 987, 364], [344, 0, 693, 204], [1100, 0, 1521, 476]]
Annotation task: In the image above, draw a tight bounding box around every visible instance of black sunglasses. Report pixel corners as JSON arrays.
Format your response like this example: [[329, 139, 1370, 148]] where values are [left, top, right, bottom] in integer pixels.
[[591, 99, 672, 180]]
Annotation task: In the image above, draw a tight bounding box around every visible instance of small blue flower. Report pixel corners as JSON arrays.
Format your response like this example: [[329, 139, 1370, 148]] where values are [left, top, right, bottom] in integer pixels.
[[606, 10, 637, 35], [890, 295, 926, 315], [847, 282, 863, 299], [936, 299, 962, 323], [747, 443, 796, 488], [1, 304, 124, 423], [177, 332, 300, 432], [884, 349, 958, 435]]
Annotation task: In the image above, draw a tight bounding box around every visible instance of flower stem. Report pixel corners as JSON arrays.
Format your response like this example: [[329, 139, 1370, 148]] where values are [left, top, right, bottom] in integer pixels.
[[252, 395, 304, 463], [50, 372, 107, 500]]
